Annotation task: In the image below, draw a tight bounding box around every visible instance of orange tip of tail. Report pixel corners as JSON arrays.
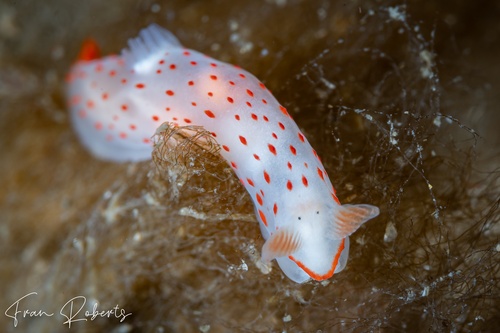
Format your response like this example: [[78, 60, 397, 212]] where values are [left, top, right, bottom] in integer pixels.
[[77, 38, 101, 62]]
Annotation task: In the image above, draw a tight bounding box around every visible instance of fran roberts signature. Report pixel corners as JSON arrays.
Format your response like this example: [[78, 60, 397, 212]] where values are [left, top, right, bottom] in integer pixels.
[[4, 292, 132, 328]]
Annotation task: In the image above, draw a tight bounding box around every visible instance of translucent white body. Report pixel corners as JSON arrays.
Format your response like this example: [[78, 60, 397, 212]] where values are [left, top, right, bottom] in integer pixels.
[[66, 24, 379, 283]]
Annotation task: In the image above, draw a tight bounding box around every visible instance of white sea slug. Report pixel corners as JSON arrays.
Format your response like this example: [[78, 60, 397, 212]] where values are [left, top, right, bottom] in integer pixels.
[[66, 24, 380, 283]]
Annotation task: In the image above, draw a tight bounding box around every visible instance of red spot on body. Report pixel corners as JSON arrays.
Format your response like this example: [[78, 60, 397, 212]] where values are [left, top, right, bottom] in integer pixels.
[[183, 51, 190, 56], [268, 144, 277, 155], [298, 132, 305, 142], [156, 69, 162, 74], [166, 107, 171, 111], [246, 89, 254, 97], [313, 149, 321, 161], [302, 176, 308, 187], [121, 104, 128, 111], [246, 102, 252, 107], [263, 171, 270, 184], [304, 162, 308, 168], [262, 99, 267, 104], [210, 75, 217, 80], [143, 138, 151, 144], [258, 210, 268, 226], [95, 122, 103, 130], [253, 154, 260, 160], [290, 145, 297, 155], [70, 95, 81, 105], [169, 64, 176, 70], [95, 63, 103, 73], [259, 82, 266, 89], [263, 116, 269, 122], [76, 71, 87, 79], [227, 97, 234, 103], [78, 110, 86, 118], [256, 193, 263, 206], [77, 38, 101, 62], [211, 132, 217, 137], [273, 203, 278, 215], [331, 192, 341, 205], [159, 60, 165, 65], [231, 161, 237, 169], [247, 178, 255, 187], [278, 122, 285, 130], [184, 118, 192, 124], [152, 115, 159, 121], [208, 92, 213, 97], [317, 168, 325, 180], [239, 136, 247, 145], [239, 73, 246, 79], [204, 110, 216, 118], [229, 81, 235, 85], [272, 133, 278, 139], [86, 100, 95, 109], [136, 83, 145, 89], [251, 113, 258, 120], [279, 105, 289, 116], [166, 90, 174, 96], [287, 162, 292, 170], [191, 102, 197, 106], [222, 145, 230, 152], [235, 115, 240, 120], [210, 62, 217, 67], [109, 70, 116, 77], [287, 180, 293, 191], [121, 78, 127, 84], [188, 80, 194, 86], [102, 93, 108, 100], [119, 132, 127, 139], [130, 124, 136, 130], [190, 61, 197, 65]]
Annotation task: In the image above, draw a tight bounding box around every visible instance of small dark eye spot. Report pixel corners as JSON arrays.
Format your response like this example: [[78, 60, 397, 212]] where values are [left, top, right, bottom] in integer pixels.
[[316, 211, 320, 214], [298, 217, 301, 220]]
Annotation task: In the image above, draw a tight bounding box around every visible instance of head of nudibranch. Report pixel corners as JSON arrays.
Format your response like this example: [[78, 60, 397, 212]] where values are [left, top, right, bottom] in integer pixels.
[[261, 200, 379, 283]]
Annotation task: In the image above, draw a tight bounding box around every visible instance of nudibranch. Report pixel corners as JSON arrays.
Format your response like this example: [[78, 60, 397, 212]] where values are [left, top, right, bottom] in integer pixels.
[[66, 24, 379, 283]]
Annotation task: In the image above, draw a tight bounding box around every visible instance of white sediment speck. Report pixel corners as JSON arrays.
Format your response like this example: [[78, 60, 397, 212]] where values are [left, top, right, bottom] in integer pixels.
[[421, 285, 430, 297], [389, 121, 399, 145], [239, 42, 254, 54], [320, 78, 336, 90], [238, 259, 248, 271], [433, 115, 442, 127], [150, 3, 160, 13], [133, 232, 142, 243], [384, 222, 398, 242], [419, 50, 435, 79], [388, 6, 406, 22], [199, 324, 210, 333]]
